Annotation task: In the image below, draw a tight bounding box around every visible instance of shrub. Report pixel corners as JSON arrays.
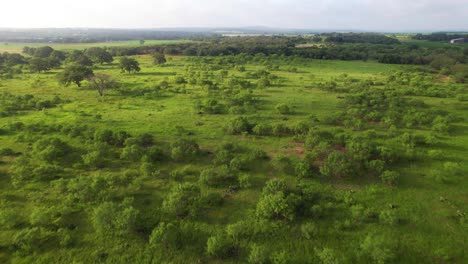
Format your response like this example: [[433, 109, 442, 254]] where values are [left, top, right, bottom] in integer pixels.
[[380, 170, 399, 186], [225, 116, 253, 135], [92, 199, 139, 238], [301, 222, 318, 240], [360, 232, 396, 264], [199, 166, 236, 187], [120, 144, 144, 161], [206, 232, 237, 258], [13, 227, 53, 254], [149, 222, 183, 249], [276, 103, 291, 115], [162, 183, 201, 218], [248, 244, 268, 264], [0, 209, 20, 229], [253, 124, 272, 136], [271, 156, 294, 175], [171, 139, 200, 161], [255, 192, 298, 221], [379, 209, 399, 225], [315, 247, 341, 264], [238, 173, 252, 188]]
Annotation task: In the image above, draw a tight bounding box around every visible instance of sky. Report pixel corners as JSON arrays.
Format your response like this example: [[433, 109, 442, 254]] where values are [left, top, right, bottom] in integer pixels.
[[1, 0, 467, 31]]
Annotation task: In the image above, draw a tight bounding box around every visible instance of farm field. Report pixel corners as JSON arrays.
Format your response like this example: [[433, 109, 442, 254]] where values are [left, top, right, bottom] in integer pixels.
[[0, 41, 467, 263]]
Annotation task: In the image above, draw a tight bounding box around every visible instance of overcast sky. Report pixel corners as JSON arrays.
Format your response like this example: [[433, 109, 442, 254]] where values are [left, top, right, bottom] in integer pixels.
[[1, 0, 467, 31]]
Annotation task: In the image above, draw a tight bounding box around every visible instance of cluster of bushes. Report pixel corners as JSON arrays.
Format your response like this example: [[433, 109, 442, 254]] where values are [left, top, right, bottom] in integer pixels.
[[0, 92, 65, 116]]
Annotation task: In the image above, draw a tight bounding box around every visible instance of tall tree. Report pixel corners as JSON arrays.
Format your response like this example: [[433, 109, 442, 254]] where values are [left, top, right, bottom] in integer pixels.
[[58, 64, 93, 87], [118, 57, 140, 74], [88, 73, 119, 96]]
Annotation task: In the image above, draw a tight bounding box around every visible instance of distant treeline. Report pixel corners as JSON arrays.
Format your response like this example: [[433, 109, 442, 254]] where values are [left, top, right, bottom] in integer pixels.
[[2, 36, 467, 79], [103, 36, 467, 66], [321, 33, 400, 45], [0, 29, 215, 43], [412, 33, 468, 41]]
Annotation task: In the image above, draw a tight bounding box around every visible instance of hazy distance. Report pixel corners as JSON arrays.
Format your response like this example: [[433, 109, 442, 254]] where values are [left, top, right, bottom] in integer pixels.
[[1, 0, 467, 32]]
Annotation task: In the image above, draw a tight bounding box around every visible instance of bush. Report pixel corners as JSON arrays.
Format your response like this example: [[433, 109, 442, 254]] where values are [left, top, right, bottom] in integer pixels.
[[255, 191, 298, 221], [360, 232, 396, 264], [162, 183, 201, 218], [238, 173, 252, 188], [276, 103, 291, 115], [301, 222, 318, 240], [225, 116, 253, 135], [206, 232, 237, 258], [0, 209, 20, 229], [253, 124, 272, 136], [248, 244, 268, 264], [199, 166, 236, 187], [92, 199, 139, 238], [171, 139, 200, 161], [379, 209, 399, 225], [380, 170, 399, 186]]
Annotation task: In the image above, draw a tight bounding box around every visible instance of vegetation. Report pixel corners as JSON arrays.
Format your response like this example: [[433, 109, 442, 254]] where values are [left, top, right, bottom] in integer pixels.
[[0, 35, 466, 263]]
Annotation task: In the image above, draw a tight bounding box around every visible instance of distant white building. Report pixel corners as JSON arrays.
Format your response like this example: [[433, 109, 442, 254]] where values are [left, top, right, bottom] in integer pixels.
[[450, 38, 466, 44]]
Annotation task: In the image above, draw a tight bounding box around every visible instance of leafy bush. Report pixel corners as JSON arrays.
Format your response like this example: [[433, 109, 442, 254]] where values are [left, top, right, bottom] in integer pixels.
[[225, 116, 253, 135], [360, 232, 396, 264], [380, 170, 399, 186], [199, 166, 237, 187], [92, 199, 139, 238], [206, 231, 237, 258], [171, 139, 200, 161], [275, 103, 291, 115], [301, 222, 318, 240], [162, 183, 201, 218], [248, 244, 268, 264]]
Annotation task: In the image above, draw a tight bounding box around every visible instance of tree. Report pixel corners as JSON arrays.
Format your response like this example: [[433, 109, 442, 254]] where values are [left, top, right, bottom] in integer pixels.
[[119, 57, 140, 74], [140, 39, 145, 45], [58, 64, 94, 87], [29, 57, 51, 73], [33, 46, 54, 58], [152, 52, 167, 65], [86, 47, 113, 64], [88, 73, 119, 96]]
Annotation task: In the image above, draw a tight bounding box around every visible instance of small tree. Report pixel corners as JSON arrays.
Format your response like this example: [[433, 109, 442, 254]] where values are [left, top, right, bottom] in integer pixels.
[[119, 57, 140, 74], [152, 52, 167, 65], [88, 73, 119, 96], [58, 64, 93, 87]]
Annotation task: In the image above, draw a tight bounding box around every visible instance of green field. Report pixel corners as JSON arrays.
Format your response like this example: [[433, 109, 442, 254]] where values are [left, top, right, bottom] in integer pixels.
[[0, 40, 192, 53], [0, 49, 467, 263]]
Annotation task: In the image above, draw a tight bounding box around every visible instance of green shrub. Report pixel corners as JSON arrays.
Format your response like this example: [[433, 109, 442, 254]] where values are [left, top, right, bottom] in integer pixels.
[[380, 170, 399, 186], [301, 222, 318, 240], [206, 232, 237, 258], [248, 244, 268, 264], [171, 139, 200, 161], [275, 103, 291, 115], [162, 183, 201, 218], [225, 116, 253, 135], [199, 166, 236, 187]]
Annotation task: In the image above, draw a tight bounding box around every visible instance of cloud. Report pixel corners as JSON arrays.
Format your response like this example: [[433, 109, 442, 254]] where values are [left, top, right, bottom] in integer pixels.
[[0, 0, 466, 31]]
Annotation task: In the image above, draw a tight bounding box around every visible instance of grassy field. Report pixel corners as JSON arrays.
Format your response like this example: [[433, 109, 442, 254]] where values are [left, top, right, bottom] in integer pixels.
[[0, 40, 192, 53], [0, 53, 467, 263]]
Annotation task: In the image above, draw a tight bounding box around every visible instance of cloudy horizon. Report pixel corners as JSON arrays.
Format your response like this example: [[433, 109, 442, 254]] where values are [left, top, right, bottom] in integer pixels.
[[1, 0, 467, 32]]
